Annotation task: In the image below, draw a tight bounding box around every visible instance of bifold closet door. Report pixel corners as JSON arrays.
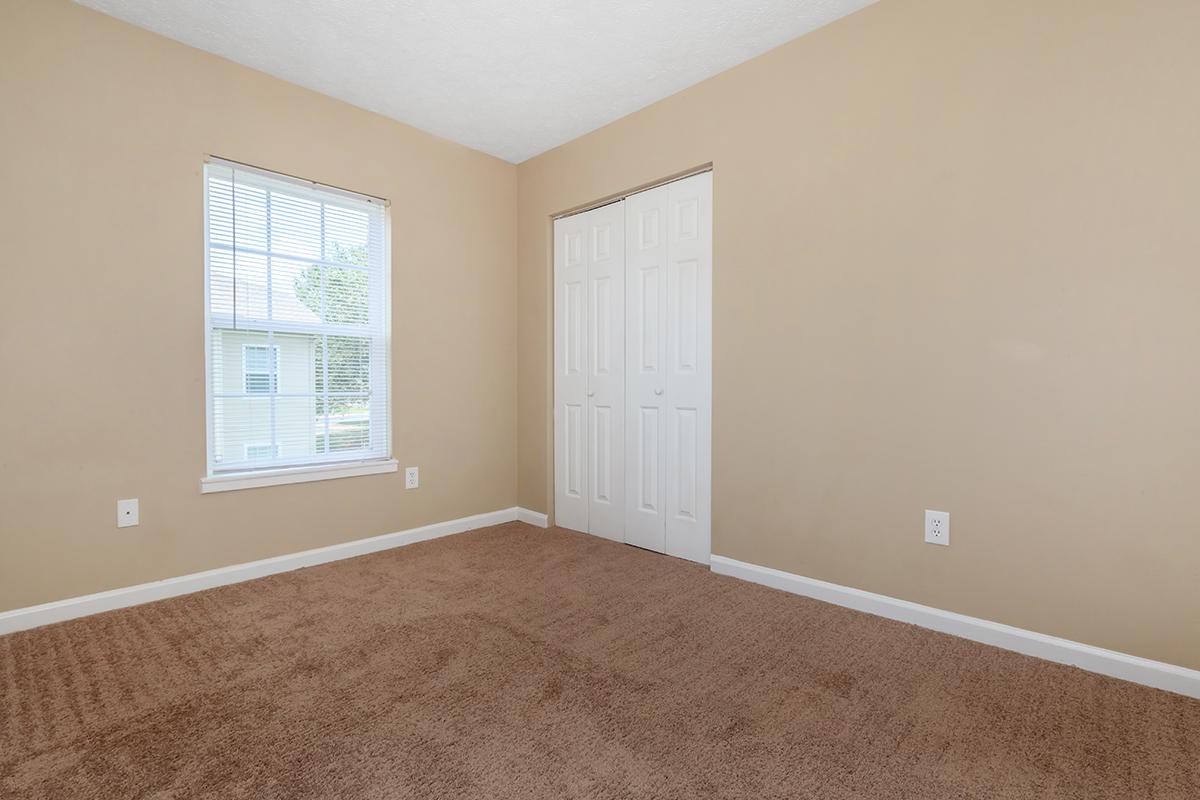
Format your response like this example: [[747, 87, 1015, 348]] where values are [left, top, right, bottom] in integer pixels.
[[553, 202, 625, 539], [623, 187, 668, 553], [625, 172, 712, 563]]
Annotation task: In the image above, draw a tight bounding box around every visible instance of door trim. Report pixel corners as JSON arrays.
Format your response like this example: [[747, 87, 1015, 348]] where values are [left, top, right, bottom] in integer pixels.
[[552, 165, 713, 221]]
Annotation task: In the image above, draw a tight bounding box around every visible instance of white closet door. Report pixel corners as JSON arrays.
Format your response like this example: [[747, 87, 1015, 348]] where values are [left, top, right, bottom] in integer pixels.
[[662, 172, 712, 564], [554, 202, 625, 538], [624, 185, 669, 552], [553, 213, 589, 533], [584, 202, 625, 540], [556, 172, 710, 563]]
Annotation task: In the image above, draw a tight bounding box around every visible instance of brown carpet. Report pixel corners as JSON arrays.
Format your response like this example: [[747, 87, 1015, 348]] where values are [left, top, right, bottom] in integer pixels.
[[1, 522, 1197, 799]]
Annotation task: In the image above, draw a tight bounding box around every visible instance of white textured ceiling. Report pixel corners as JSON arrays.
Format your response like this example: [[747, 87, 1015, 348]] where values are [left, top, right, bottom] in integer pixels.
[[76, 0, 876, 163]]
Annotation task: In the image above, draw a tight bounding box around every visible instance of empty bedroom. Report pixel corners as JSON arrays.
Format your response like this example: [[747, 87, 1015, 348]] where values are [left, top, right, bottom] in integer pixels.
[[1, 0, 1197, 797]]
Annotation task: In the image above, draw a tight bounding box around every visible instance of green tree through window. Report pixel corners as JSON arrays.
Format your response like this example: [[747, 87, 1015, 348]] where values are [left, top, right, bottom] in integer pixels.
[[294, 241, 372, 450]]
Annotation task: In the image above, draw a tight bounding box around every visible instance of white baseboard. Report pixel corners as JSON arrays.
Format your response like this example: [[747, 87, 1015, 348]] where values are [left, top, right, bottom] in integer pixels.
[[516, 507, 549, 528], [710, 555, 1200, 700], [0, 507, 535, 636]]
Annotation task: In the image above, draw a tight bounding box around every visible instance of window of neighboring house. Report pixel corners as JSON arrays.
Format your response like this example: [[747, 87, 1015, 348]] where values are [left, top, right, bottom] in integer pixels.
[[243, 344, 278, 394], [245, 443, 280, 460], [202, 158, 393, 488]]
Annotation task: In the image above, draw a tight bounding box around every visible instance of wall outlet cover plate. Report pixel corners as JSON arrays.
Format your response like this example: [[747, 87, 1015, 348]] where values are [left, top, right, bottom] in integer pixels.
[[924, 509, 949, 546]]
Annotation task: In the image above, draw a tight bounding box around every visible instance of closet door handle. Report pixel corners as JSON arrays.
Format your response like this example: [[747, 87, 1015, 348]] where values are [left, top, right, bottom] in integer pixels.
[[587, 391, 595, 397], [654, 388, 663, 396]]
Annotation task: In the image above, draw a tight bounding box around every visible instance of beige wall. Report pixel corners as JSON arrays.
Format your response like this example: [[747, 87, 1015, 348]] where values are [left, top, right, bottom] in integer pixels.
[[518, 0, 1200, 669], [0, 0, 517, 610], [3, 0, 1197, 672]]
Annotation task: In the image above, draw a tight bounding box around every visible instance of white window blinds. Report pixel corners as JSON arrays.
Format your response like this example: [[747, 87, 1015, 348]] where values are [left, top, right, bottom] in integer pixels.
[[204, 159, 390, 475]]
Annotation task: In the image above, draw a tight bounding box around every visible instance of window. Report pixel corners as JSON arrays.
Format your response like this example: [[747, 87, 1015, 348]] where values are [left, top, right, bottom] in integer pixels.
[[203, 159, 392, 487], [242, 345, 278, 394], [244, 443, 280, 460]]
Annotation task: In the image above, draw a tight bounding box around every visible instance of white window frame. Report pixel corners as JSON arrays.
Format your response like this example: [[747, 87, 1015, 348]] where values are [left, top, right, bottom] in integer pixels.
[[201, 157, 396, 493]]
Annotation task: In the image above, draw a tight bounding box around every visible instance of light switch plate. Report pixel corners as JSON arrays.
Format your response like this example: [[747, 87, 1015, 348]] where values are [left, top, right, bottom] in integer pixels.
[[117, 498, 139, 528]]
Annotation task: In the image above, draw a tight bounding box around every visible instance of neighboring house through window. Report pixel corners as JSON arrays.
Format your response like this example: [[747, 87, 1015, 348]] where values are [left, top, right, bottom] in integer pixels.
[[203, 159, 391, 477]]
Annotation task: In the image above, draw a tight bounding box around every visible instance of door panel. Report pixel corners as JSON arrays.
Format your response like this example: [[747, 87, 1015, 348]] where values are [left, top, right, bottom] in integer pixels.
[[555, 203, 625, 539], [564, 403, 584, 498], [585, 207, 625, 540], [554, 215, 590, 533], [624, 186, 669, 553], [663, 173, 712, 563], [637, 407, 660, 512]]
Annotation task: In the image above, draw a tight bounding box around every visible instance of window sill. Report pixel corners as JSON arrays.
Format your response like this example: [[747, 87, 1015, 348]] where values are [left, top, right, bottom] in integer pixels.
[[200, 459, 398, 494]]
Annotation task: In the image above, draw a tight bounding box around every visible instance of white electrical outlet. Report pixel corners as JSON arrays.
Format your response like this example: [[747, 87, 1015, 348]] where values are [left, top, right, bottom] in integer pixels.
[[924, 509, 949, 546], [117, 498, 139, 528], [405, 466, 419, 489]]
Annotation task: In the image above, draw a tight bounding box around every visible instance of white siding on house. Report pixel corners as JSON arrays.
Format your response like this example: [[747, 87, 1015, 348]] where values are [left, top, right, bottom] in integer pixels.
[[212, 330, 317, 468]]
